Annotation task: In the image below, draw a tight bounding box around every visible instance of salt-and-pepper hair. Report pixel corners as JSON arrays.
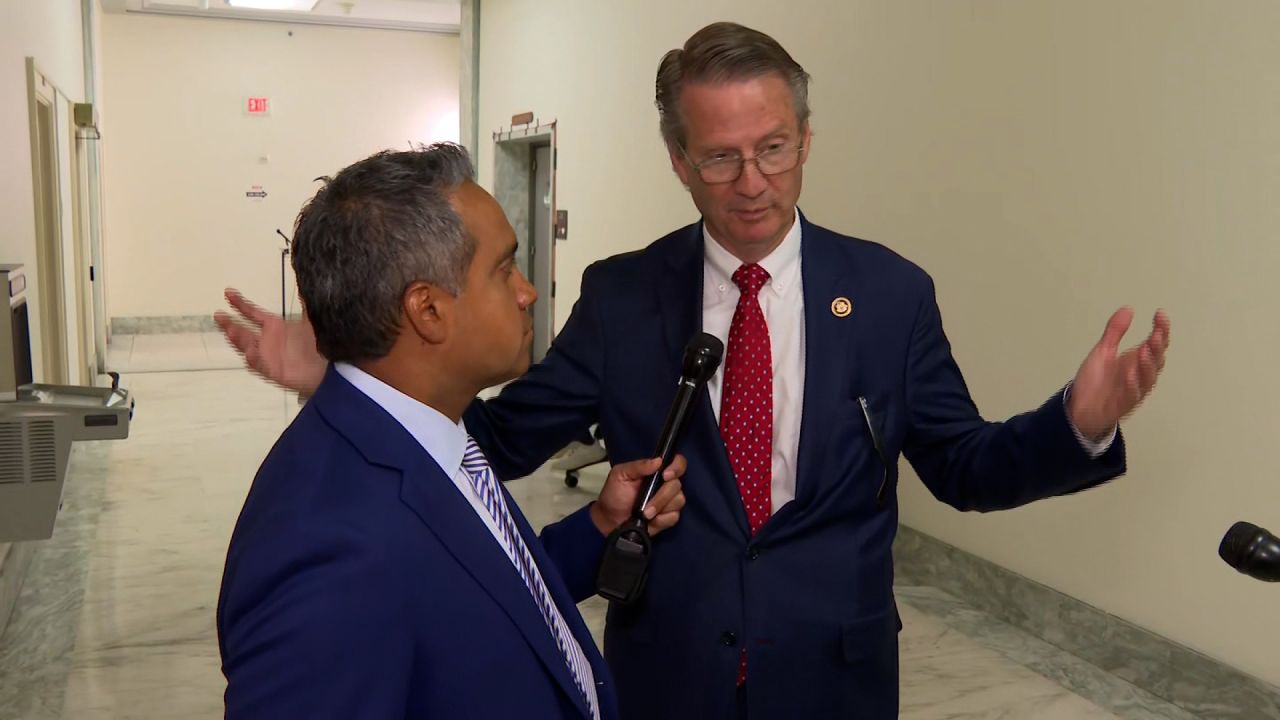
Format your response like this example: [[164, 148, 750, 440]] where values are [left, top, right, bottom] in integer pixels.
[[290, 142, 476, 363]]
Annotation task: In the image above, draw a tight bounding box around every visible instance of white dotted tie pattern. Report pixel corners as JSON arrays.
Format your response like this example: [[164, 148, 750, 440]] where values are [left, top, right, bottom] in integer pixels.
[[461, 437, 601, 720]]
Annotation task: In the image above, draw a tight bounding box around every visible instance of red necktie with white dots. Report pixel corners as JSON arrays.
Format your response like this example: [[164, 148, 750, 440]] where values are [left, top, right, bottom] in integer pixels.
[[719, 263, 773, 686]]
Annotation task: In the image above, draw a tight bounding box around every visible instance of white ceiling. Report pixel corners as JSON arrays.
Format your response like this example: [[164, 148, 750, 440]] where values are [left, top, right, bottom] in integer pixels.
[[101, 0, 461, 34]]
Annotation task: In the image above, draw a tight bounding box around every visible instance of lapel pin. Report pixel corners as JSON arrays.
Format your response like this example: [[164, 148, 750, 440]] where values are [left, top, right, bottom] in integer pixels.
[[831, 297, 852, 318]]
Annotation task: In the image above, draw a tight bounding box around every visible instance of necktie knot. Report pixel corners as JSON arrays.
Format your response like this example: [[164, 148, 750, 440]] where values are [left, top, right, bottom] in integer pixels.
[[732, 263, 770, 296]]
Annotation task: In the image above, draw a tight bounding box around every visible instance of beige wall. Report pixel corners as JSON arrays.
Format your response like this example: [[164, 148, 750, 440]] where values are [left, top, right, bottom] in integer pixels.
[[102, 14, 459, 320], [0, 0, 90, 380], [479, 0, 1280, 687]]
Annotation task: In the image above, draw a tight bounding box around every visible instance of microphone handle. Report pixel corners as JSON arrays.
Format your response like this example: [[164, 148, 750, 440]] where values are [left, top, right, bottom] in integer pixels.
[[632, 378, 699, 516]]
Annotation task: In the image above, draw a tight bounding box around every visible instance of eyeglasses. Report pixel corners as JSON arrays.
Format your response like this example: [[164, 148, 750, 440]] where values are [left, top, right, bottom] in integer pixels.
[[680, 141, 806, 185]]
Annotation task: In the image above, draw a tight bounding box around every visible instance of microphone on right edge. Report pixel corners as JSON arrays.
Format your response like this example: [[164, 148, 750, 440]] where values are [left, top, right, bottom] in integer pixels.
[[1219, 521, 1280, 582]]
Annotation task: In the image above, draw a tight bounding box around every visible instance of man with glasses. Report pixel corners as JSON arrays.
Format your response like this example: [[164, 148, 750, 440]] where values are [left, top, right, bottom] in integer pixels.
[[218, 21, 1169, 720]]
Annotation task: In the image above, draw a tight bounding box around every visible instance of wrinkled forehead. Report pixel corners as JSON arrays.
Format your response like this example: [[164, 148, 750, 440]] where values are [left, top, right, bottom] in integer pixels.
[[677, 74, 803, 150]]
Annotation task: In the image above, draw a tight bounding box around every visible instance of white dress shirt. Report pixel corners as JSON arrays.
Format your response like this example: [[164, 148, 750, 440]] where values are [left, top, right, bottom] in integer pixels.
[[703, 210, 806, 513], [333, 363, 598, 706], [336, 362, 510, 549], [700, 211, 1114, 514]]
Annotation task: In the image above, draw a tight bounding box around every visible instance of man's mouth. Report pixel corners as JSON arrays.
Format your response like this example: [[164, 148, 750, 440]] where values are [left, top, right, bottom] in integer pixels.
[[734, 207, 770, 222]]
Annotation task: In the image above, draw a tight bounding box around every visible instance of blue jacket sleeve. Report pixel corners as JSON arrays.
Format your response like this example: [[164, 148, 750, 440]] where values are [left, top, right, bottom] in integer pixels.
[[538, 503, 606, 603], [219, 528, 414, 718], [901, 278, 1126, 511]]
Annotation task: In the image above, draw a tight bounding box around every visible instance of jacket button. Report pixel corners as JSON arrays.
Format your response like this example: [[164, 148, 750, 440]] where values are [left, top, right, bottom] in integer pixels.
[[746, 546, 760, 561], [721, 631, 737, 646]]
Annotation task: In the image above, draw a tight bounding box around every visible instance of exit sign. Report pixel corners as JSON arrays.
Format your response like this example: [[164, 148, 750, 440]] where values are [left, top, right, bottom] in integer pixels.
[[246, 97, 270, 115]]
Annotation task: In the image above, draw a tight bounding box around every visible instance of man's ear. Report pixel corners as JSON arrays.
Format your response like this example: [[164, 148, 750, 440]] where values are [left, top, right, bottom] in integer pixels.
[[404, 281, 451, 345]]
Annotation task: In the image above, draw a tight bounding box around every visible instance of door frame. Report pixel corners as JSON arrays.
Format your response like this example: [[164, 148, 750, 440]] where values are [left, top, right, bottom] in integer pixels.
[[68, 97, 96, 384]]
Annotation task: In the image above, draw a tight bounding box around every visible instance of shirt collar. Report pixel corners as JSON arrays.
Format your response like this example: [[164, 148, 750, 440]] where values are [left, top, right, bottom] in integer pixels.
[[703, 207, 803, 297], [334, 362, 468, 479]]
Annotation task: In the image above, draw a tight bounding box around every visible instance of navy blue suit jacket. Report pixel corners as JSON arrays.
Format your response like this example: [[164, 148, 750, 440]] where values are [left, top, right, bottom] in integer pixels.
[[218, 367, 619, 720], [464, 213, 1126, 719]]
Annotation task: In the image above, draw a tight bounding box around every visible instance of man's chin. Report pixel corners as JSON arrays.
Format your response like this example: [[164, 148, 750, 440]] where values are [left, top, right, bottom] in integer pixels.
[[725, 217, 783, 248], [511, 353, 532, 378], [482, 354, 531, 388]]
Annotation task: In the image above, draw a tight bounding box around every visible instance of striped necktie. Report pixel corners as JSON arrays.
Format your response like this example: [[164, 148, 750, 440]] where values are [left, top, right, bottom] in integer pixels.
[[461, 437, 600, 720]]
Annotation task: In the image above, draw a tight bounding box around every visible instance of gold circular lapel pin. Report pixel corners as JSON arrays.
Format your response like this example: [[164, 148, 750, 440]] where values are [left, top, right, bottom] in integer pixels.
[[831, 297, 852, 318]]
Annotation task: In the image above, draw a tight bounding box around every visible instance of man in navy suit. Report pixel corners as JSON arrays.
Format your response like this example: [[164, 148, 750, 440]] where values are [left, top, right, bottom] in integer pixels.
[[216, 144, 687, 719], [218, 21, 1170, 720]]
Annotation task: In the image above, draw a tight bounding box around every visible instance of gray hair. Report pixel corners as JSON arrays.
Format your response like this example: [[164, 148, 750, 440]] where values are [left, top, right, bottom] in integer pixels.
[[656, 22, 812, 149], [290, 142, 476, 363]]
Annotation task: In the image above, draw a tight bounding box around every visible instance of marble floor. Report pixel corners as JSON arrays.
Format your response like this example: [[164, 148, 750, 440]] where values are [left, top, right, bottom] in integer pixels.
[[0, 334, 1197, 718]]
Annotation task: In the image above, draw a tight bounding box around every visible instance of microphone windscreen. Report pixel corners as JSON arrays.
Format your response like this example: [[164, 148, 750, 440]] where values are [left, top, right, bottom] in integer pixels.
[[682, 332, 724, 383], [1219, 521, 1262, 569]]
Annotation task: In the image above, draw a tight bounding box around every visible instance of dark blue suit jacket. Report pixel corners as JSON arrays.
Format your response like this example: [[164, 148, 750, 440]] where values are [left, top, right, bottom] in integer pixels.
[[464, 213, 1126, 719], [218, 367, 619, 720]]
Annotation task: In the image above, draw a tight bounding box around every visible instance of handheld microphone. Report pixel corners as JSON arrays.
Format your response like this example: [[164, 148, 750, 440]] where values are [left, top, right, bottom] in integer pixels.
[[1218, 521, 1280, 582], [595, 332, 724, 604]]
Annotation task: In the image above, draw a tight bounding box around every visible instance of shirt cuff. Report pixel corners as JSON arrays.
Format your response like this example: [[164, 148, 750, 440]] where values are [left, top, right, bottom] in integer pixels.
[[1063, 384, 1117, 459]]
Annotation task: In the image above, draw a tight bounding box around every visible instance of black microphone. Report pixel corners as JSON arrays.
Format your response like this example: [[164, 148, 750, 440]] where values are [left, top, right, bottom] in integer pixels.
[[1219, 521, 1280, 582], [595, 332, 724, 604]]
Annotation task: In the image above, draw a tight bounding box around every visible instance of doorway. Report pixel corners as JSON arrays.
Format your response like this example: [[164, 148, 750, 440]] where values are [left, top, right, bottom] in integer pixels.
[[26, 59, 95, 387], [493, 123, 557, 363], [26, 60, 69, 385]]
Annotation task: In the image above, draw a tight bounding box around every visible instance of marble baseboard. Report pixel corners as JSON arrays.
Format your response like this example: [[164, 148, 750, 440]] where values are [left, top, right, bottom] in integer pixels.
[[111, 316, 217, 335], [112, 314, 303, 335], [894, 524, 1280, 720], [894, 585, 1198, 720], [0, 542, 36, 640]]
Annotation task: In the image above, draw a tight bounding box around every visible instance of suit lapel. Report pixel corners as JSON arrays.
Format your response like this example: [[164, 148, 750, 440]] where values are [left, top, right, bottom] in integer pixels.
[[656, 224, 750, 537], [656, 223, 704, 369], [314, 369, 592, 719], [792, 215, 858, 508], [504, 490, 611, 720], [399, 466, 593, 719]]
